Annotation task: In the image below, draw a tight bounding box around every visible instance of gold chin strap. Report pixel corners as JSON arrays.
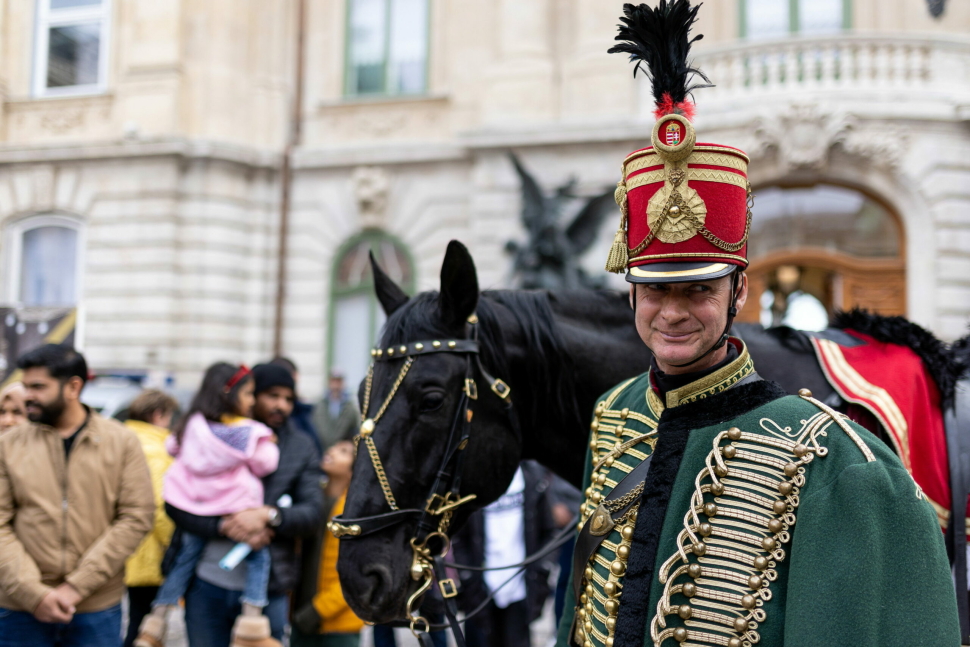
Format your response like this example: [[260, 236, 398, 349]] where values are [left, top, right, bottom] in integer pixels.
[[355, 357, 415, 511]]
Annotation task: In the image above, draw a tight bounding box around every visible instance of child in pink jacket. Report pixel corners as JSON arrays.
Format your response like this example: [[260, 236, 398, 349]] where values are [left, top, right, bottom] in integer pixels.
[[135, 363, 281, 647]]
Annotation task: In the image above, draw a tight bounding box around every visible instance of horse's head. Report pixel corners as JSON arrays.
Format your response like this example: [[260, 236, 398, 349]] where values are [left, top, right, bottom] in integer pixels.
[[336, 240, 523, 623]]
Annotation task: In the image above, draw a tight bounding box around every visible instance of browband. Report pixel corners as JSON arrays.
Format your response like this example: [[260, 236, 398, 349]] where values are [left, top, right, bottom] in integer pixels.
[[371, 339, 479, 360]]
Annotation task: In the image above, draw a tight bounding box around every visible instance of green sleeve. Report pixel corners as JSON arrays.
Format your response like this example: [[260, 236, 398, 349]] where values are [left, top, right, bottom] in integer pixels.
[[555, 562, 578, 647], [784, 460, 961, 646]]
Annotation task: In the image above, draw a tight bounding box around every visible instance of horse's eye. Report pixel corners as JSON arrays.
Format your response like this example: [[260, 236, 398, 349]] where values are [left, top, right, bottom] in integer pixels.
[[419, 392, 445, 413]]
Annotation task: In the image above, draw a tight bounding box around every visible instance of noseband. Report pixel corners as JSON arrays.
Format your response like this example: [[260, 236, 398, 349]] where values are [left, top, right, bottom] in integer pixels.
[[328, 314, 518, 643]]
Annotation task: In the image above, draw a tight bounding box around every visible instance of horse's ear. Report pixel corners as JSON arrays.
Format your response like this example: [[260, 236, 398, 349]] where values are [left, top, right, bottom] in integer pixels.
[[370, 252, 409, 316], [438, 240, 479, 329]]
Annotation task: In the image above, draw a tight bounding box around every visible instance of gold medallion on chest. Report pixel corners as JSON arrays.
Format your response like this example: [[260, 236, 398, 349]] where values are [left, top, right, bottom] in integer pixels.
[[589, 504, 616, 536]]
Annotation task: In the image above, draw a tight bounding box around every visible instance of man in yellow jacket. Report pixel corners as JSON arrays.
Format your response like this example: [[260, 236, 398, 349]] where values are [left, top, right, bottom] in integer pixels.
[[123, 389, 180, 647], [0, 344, 154, 647]]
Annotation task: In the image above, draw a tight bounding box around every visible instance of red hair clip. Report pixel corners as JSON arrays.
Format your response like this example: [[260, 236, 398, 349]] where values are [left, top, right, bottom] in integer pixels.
[[225, 365, 251, 391]]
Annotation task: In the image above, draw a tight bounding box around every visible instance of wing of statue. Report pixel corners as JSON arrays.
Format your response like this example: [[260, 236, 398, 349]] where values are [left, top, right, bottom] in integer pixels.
[[509, 152, 548, 240], [565, 188, 617, 255]]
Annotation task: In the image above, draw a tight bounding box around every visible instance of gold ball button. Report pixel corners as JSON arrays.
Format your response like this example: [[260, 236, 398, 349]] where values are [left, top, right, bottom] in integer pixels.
[[793, 443, 808, 457], [620, 407, 630, 419], [617, 545, 630, 560], [591, 492, 603, 504], [703, 502, 718, 517], [432, 341, 441, 348], [784, 462, 799, 477], [610, 560, 626, 576], [728, 638, 742, 647], [387, 348, 395, 356], [715, 465, 729, 477], [399, 345, 407, 354], [586, 584, 593, 596], [589, 440, 598, 452], [584, 621, 593, 634], [778, 481, 793, 496], [687, 563, 702, 579], [773, 500, 788, 514], [673, 627, 688, 642], [710, 482, 724, 496], [578, 606, 586, 618], [678, 605, 692, 620], [604, 581, 618, 597], [585, 567, 593, 580], [584, 641, 593, 647], [580, 593, 587, 605], [669, 205, 681, 215], [723, 445, 737, 459], [692, 542, 707, 556], [415, 343, 424, 351], [605, 638, 614, 647], [768, 519, 783, 533], [448, 341, 457, 348], [748, 575, 763, 589], [590, 421, 599, 432], [762, 537, 777, 551], [753, 556, 769, 570], [798, 388, 813, 398], [595, 402, 606, 415], [682, 582, 697, 598], [741, 594, 756, 609], [360, 419, 376, 438], [606, 617, 616, 632], [370, 349, 377, 358], [604, 457, 615, 468], [605, 599, 619, 616], [596, 473, 607, 486], [621, 526, 634, 541], [698, 522, 712, 537], [728, 427, 742, 440], [733, 617, 748, 633]]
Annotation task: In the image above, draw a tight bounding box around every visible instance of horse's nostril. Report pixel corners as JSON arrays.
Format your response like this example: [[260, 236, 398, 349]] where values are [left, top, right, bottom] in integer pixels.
[[361, 563, 393, 610]]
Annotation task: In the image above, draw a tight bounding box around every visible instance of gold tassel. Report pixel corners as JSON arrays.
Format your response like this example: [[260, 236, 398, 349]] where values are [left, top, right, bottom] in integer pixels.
[[605, 181, 629, 274]]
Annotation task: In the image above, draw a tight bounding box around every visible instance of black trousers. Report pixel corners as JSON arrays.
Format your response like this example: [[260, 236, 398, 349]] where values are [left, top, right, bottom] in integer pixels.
[[124, 586, 159, 647], [464, 599, 530, 647]]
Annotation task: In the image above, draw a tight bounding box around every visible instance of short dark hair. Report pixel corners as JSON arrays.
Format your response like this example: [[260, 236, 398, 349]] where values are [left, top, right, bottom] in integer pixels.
[[128, 389, 179, 423], [17, 344, 88, 385], [270, 356, 297, 376]]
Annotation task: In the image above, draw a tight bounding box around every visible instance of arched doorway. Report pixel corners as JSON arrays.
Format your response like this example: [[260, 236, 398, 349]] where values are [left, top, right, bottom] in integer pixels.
[[737, 183, 905, 329]]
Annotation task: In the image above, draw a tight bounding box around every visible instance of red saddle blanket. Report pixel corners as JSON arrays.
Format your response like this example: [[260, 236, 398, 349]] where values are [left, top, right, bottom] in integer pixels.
[[811, 329, 964, 531]]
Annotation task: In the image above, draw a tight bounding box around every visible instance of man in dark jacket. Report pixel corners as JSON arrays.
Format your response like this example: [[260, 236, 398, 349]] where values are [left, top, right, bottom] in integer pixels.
[[166, 363, 323, 646], [451, 460, 558, 647]]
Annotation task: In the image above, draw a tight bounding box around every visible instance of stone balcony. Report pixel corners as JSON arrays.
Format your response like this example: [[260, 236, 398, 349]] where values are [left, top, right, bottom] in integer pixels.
[[692, 32, 970, 126]]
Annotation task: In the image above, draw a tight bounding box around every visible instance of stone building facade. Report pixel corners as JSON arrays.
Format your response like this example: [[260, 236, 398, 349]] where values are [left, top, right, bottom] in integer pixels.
[[1, 0, 968, 396]]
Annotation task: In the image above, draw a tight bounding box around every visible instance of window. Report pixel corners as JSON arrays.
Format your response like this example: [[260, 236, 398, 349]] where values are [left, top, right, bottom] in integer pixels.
[[33, 0, 110, 97], [346, 0, 429, 97], [329, 233, 414, 391], [742, 0, 848, 39], [3, 215, 83, 306]]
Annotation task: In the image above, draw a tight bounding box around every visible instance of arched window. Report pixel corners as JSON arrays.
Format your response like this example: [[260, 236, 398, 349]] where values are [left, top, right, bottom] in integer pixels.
[[3, 215, 83, 306], [329, 233, 414, 392], [739, 184, 905, 329]]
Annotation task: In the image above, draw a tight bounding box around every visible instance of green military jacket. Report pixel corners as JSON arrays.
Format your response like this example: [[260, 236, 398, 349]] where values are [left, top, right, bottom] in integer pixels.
[[556, 340, 960, 647]]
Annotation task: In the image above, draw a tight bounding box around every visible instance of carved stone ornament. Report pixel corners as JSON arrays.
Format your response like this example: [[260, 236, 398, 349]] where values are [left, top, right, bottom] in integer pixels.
[[352, 166, 390, 229], [745, 103, 906, 172]]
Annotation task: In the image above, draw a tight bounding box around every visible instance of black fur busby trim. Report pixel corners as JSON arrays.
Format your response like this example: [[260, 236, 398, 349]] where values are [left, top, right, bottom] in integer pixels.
[[607, 1, 712, 107], [832, 308, 966, 410], [611, 379, 787, 647]]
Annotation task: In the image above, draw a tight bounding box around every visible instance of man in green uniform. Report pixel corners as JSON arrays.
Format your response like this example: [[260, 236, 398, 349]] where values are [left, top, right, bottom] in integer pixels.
[[556, 3, 961, 646]]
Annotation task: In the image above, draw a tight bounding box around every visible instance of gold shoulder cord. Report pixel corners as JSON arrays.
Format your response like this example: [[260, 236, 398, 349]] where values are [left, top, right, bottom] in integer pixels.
[[649, 389, 874, 647]]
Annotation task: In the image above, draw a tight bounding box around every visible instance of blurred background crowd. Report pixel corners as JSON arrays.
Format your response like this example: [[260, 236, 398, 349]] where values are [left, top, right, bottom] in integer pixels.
[[0, 0, 968, 646]]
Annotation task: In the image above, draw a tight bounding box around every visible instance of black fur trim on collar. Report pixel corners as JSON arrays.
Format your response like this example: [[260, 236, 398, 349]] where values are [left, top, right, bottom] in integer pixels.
[[832, 308, 965, 410], [612, 379, 786, 647]]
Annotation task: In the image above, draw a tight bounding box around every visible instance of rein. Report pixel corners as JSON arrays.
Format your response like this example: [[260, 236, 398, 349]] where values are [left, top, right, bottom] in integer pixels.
[[329, 314, 520, 645]]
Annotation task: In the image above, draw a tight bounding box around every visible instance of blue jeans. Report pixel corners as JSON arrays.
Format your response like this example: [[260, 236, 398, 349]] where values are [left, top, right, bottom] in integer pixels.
[[0, 604, 121, 647], [183, 578, 288, 647], [155, 533, 271, 608]]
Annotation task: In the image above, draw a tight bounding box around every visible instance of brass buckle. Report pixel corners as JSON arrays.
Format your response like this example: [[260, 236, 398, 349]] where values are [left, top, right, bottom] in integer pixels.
[[491, 379, 512, 401], [464, 378, 478, 400], [425, 492, 477, 516], [439, 578, 459, 598]]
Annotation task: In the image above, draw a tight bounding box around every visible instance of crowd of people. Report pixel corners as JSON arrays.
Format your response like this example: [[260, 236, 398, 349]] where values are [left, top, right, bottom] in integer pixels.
[[0, 344, 574, 647]]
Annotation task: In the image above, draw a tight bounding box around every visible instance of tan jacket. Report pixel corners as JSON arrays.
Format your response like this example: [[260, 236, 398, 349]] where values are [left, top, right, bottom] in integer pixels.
[[0, 411, 154, 613]]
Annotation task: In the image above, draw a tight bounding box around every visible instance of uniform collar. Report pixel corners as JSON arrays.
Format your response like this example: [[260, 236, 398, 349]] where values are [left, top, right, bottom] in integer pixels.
[[649, 337, 755, 409]]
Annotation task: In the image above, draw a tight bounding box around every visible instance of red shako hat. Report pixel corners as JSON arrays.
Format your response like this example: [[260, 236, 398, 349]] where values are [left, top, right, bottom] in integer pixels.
[[606, 0, 752, 283]]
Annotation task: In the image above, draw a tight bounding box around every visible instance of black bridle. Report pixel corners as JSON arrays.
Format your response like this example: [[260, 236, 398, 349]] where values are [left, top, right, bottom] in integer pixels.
[[329, 314, 521, 645]]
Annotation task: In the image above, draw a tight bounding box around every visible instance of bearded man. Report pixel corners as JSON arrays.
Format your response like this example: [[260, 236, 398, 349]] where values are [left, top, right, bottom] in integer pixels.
[[556, 3, 961, 647], [0, 344, 153, 647]]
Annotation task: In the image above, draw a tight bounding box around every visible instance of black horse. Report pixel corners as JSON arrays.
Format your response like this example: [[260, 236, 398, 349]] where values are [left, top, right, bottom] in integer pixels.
[[337, 240, 964, 625]]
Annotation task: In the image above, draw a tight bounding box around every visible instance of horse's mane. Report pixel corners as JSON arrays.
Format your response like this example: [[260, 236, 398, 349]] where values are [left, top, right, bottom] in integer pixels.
[[832, 308, 966, 409], [378, 290, 582, 431]]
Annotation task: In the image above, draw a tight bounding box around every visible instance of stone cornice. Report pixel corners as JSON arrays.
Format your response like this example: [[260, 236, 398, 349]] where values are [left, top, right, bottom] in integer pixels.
[[0, 138, 281, 168]]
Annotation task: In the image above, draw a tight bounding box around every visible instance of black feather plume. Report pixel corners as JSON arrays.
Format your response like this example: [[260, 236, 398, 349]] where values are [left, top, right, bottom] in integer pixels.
[[608, 1, 712, 109]]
